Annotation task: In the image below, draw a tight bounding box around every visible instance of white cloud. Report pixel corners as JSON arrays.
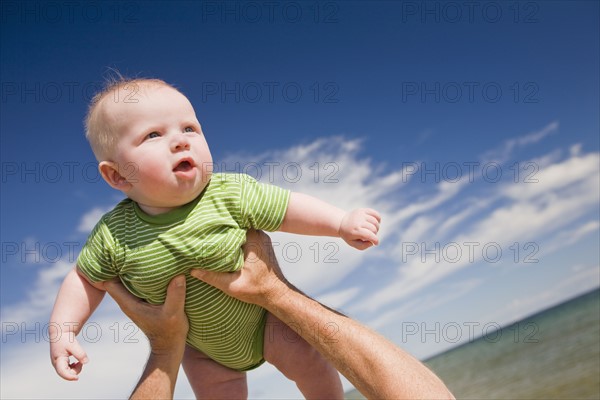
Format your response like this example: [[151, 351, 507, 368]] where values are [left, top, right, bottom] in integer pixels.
[[77, 206, 113, 233], [316, 286, 362, 310], [569, 221, 600, 242], [357, 141, 599, 313], [2, 206, 121, 329], [502, 152, 599, 201], [394, 179, 468, 224], [480, 121, 558, 164], [435, 202, 483, 240], [0, 310, 196, 400], [226, 136, 409, 294], [1, 260, 73, 326], [403, 215, 438, 243], [484, 265, 600, 326]]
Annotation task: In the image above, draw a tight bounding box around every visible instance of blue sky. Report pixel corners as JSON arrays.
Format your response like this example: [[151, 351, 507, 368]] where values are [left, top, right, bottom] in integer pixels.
[[1, 1, 599, 398]]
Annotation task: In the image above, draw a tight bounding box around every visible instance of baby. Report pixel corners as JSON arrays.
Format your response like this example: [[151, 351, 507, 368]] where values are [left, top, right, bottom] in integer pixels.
[[49, 78, 381, 398]]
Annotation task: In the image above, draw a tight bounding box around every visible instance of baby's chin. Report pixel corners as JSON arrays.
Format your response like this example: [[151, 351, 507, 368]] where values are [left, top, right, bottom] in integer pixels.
[[133, 173, 212, 211], [177, 175, 212, 203]]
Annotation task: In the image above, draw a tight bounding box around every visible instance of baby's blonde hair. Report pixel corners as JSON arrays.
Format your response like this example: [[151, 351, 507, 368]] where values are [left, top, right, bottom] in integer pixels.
[[85, 75, 179, 161]]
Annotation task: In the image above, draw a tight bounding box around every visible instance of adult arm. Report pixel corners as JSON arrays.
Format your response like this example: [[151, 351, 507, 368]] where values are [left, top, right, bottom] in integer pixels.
[[103, 275, 188, 400], [192, 230, 454, 400]]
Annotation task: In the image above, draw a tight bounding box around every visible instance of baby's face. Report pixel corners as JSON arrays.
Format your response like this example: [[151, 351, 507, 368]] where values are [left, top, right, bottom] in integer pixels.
[[102, 84, 213, 213]]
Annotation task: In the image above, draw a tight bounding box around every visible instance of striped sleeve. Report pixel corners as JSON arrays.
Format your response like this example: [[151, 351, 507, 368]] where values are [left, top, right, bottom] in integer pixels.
[[238, 174, 290, 231], [77, 216, 119, 283]]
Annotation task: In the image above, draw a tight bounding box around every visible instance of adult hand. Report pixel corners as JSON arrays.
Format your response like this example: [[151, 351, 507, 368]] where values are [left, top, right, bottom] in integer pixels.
[[192, 230, 455, 400], [104, 275, 189, 352], [104, 276, 188, 400], [190, 229, 289, 308]]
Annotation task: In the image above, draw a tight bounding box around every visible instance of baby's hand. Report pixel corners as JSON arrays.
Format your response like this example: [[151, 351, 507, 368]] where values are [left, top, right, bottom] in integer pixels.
[[50, 330, 89, 381], [339, 208, 381, 250]]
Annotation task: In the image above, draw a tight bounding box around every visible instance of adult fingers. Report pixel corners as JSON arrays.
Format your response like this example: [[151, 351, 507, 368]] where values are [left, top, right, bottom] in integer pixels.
[[245, 230, 285, 279], [191, 269, 239, 293], [104, 279, 144, 316], [162, 275, 187, 316]]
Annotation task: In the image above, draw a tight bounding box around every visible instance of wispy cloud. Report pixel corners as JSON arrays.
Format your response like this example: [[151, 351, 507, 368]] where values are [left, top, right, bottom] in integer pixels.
[[228, 136, 409, 293], [355, 128, 598, 313], [2, 203, 120, 329], [77, 206, 113, 233], [1, 260, 72, 326], [480, 121, 559, 164], [484, 264, 600, 326], [221, 125, 597, 316], [367, 278, 483, 331], [540, 220, 600, 258], [316, 286, 362, 310]]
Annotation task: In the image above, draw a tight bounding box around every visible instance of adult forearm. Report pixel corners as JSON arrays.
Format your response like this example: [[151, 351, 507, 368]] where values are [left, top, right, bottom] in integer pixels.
[[130, 350, 183, 400], [191, 230, 452, 398], [262, 284, 455, 400], [105, 276, 189, 400]]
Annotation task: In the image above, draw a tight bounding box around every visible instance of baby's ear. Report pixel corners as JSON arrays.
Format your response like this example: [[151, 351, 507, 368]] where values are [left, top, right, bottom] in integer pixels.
[[99, 161, 132, 191]]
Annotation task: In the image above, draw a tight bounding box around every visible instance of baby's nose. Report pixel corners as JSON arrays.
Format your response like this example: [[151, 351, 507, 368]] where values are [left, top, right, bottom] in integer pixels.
[[172, 135, 191, 151]]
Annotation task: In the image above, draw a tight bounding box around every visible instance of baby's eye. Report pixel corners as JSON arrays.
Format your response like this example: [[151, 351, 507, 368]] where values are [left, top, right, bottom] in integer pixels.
[[184, 126, 195, 133], [146, 131, 161, 139]]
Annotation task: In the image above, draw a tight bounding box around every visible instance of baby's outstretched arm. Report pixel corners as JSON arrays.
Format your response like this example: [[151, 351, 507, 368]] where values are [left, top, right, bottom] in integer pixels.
[[49, 267, 106, 381], [278, 192, 381, 250]]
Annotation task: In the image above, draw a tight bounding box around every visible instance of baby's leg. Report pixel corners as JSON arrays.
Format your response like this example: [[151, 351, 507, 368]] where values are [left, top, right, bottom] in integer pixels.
[[182, 345, 247, 399], [263, 312, 344, 399]]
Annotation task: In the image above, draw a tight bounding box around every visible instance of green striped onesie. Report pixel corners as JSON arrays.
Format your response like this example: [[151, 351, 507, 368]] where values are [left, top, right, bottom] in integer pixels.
[[77, 173, 290, 371]]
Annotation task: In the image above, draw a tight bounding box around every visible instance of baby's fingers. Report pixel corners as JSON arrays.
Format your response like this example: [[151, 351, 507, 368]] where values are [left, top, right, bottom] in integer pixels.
[[57, 341, 89, 380], [365, 208, 382, 222], [54, 356, 82, 381], [365, 215, 381, 232], [358, 228, 379, 246], [360, 209, 381, 233], [66, 340, 89, 366], [350, 239, 374, 251]]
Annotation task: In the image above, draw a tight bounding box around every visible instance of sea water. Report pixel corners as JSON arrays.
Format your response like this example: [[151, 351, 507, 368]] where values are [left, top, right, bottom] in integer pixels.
[[345, 289, 600, 399]]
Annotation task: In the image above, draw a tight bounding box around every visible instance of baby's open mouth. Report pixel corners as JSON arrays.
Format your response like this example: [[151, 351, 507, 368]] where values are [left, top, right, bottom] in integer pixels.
[[173, 160, 193, 172]]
